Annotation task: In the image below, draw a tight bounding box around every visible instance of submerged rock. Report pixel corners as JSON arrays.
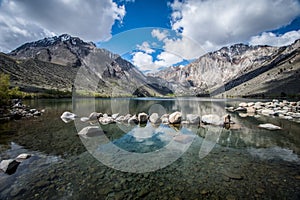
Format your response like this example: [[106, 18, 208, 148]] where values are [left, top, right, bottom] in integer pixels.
[[169, 111, 182, 124], [173, 134, 194, 144], [78, 126, 104, 137], [222, 170, 243, 180], [258, 123, 282, 130]]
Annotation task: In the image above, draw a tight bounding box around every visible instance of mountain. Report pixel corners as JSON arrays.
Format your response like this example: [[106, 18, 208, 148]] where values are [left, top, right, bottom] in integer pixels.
[[149, 40, 300, 98], [1, 34, 172, 97], [2, 34, 299, 98]]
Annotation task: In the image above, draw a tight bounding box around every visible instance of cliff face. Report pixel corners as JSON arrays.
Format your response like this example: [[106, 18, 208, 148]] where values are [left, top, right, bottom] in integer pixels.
[[149, 40, 300, 97]]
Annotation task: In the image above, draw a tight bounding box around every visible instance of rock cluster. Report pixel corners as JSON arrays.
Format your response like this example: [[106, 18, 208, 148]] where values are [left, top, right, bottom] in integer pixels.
[[0, 153, 31, 175], [0, 99, 44, 122], [62, 111, 236, 130], [226, 99, 300, 130], [226, 99, 300, 121]]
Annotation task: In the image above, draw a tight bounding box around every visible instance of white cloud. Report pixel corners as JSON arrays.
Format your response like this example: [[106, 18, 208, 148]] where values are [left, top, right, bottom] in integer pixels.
[[136, 42, 155, 54], [151, 29, 169, 41], [249, 30, 300, 46], [162, 36, 205, 60], [0, 0, 126, 52], [154, 51, 183, 67], [131, 51, 160, 73], [149, 29, 205, 68], [169, 0, 300, 52]]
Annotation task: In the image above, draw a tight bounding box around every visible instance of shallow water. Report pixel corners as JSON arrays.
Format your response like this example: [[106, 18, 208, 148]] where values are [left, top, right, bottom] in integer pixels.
[[0, 98, 300, 199]]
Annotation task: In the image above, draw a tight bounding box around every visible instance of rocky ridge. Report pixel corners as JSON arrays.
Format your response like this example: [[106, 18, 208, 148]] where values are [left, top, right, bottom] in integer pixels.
[[2, 34, 172, 97], [1, 34, 299, 98], [149, 40, 300, 97]]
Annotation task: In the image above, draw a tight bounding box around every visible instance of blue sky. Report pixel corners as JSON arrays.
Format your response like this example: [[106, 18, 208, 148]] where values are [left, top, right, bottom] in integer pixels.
[[0, 0, 299, 73]]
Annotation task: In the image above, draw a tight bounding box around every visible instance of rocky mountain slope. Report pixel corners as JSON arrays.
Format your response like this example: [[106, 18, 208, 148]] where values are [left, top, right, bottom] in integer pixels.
[[1, 34, 172, 97], [217, 40, 300, 98], [150, 40, 300, 98], [1, 34, 299, 98]]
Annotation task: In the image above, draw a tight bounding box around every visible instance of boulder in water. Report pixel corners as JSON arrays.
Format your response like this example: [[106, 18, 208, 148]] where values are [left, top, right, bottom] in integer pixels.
[[128, 115, 138, 124], [112, 113, 119, 119], [258, 123, 281, 130], [78, 126, 104, 137], [0, 159, 20, 174], [149, 113, 161, 124], [89, 112, 101, 120], [16, 153, 31, 162], [138, 113, 148, 123], [169, 111, 182, 124], [60, 111, 77, 123], [201, 114, 222, 126], [99, 116, 114, 125]]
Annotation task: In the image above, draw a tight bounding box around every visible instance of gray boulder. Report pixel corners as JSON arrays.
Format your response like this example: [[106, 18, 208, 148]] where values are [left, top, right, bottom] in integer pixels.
[[112, 113, 119, 119], [99, 116, 114, 124], [169, 111, 182, 124], [292, 113, 300, 118], [186, 114, 200, 124], [128, 115, 138, 124], [0, 159, 20, 174], [261, 109, 275, 116], [123, 114, 132, 123], [16, 153, 31, 162], [138, 113, 148, 123], [80, 117, 90, 122], [89, 112, 101, 120], [246, 107, 256, 113], [33, 111, 41, 116], [149, 113, 161, 124], [161, 114, 169, 124], [258, 123, 281, 130], [78, 126, 104, 137], [235, 107, 247, 112], [201, 114, 222, 126], [238, 102, 248, 107], [115, 115, 125, 122], [60, 111, 77, 123]]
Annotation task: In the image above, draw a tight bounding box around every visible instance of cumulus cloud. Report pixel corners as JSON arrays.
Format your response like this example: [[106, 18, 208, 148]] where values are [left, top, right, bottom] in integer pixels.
[[136, 42, 155, 54], [0, 0, 125, 52], [131, 51, 160, 73], [151, 29, 169, 41], [169, 0, 300, 52], [154, 51, 183, 67], [249, 30, 300, 46], [148, 29, 205, 69]]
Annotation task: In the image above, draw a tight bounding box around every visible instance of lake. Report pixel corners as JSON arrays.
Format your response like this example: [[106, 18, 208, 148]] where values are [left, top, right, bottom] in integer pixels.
[[0, 97, 300, 199]]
